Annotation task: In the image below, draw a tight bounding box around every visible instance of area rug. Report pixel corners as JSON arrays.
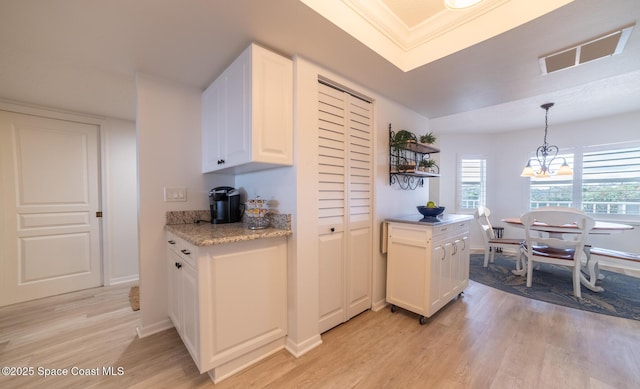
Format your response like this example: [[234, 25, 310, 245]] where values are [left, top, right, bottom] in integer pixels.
[[129, 286, 140, 311], [469, 253, 640, 321]]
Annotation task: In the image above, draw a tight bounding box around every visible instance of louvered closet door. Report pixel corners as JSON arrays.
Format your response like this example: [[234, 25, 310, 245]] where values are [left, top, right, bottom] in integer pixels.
[[317, 82, 372, 333], [345, 96, 373, 319]]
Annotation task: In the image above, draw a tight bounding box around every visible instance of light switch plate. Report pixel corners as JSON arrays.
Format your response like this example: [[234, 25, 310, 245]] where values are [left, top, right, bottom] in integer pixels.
[[164, 187, 187, 202]]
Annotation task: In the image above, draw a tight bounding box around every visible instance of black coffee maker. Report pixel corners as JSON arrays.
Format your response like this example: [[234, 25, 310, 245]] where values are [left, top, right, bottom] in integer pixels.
[[209, 186, 243, 224]]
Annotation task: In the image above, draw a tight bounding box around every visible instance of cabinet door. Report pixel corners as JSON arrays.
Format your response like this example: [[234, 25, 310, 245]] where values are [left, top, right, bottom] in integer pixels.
[[167, 249, 182, 333], [181, 262, 200, 366], [386, 226, 428, 315], [202, 45, 251, 173], [222, 47, 251, 168], [429, 242, 446, 314], [452, 234, 469, 294], [202, 79, 223, 173], [441, 241, 454, 304], [251, 44, 293, 165]]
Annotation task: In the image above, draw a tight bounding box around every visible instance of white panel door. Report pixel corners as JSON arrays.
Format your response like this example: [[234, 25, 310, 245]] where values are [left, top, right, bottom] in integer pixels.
[[0, 111, 102, 306]]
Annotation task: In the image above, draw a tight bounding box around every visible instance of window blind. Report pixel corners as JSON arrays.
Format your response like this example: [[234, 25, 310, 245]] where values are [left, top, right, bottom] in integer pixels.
[[582, 147, 640, 215], [458, 158, 486, 210]]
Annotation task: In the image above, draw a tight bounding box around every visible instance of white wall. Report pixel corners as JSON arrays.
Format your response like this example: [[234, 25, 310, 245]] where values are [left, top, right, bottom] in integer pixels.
[[372, 100, 432, 308], [103, 118, 139, 284], [439, 110, 640, 266], [136, 73, 211, 337]]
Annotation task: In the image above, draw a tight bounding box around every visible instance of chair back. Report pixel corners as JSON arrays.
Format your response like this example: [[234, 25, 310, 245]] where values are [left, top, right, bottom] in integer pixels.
[[475, 206, 497, 240], [520, 207, 595, 257]]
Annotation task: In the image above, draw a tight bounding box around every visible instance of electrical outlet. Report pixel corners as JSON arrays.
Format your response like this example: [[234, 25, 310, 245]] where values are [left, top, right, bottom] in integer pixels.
[[164, 187, 187, 202]]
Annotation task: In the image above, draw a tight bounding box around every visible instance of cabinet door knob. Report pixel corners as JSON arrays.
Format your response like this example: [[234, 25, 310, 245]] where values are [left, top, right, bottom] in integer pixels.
[[330, 227, 335, 232], [168, 240, 176, 245], [175, 262, 182, 269], [181, 249, 191, 255], [217, 159, 226, 165]]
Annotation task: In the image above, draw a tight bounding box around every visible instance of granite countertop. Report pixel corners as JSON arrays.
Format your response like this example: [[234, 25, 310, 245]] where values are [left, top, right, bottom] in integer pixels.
[[166, 222, 292, 246], [165, 210, 292, 246], [385, 213, 473, 226]]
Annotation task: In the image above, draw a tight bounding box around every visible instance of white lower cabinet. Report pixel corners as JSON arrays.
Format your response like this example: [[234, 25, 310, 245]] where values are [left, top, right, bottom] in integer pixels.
[[386, 220, 470, 324], [166, 232, 287, 383]]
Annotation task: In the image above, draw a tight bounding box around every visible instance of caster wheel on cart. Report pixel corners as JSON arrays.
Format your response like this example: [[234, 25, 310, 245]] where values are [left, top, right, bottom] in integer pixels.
[[419, 316, 427, 325], [390, 304, 397, 313]]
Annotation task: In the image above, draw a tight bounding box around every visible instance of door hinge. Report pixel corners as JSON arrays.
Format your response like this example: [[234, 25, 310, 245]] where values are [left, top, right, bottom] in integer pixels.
[[96, 211, 103, 218]]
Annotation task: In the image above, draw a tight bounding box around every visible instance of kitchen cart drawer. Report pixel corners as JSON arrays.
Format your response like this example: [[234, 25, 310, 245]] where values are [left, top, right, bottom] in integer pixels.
[[432, 221, 469, 238]]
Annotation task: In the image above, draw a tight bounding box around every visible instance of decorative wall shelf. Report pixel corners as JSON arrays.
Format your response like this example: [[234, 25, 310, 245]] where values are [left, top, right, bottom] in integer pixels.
[[389, 124, 440, 190]]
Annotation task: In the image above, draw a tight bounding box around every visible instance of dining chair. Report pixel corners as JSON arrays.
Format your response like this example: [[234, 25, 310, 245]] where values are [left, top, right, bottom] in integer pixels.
[[475, 206, 525, 273], [520, 207, 595, 298]]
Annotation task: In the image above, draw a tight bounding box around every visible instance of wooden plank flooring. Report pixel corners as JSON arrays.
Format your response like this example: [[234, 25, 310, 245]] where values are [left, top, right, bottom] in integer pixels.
[[1, 280, 640, 388]]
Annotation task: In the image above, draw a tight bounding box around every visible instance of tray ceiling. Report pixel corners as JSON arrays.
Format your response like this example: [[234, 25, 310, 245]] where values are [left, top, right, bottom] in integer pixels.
[[300, 0, 574, 71]]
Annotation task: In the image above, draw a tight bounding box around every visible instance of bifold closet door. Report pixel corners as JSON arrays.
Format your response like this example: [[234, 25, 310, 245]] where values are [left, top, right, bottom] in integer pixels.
[[317, 82, 372, 333]]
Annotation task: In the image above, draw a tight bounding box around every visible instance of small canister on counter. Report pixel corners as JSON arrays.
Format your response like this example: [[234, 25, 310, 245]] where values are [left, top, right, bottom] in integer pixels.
[[245, 196, 270, 230]]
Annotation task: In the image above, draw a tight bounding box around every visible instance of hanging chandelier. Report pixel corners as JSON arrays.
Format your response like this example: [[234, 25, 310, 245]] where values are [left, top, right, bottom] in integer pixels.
[[520, 102, 573, 178]]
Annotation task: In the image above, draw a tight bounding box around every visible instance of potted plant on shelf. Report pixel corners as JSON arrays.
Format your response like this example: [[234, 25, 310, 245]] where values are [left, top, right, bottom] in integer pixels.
[[391, 130, 415, 148], [418, 158, 438, 173], [419, 131, 436, 145], [390, 130, 416, 172]]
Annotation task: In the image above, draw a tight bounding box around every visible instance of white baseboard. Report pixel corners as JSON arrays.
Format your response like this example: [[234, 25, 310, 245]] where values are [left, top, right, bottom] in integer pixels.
[[209, 338, 286, 383], [285, 334, 322, 358], [107, 274, 139, 286], [136, 318, 173, 339], [371, 299, 388, 312]]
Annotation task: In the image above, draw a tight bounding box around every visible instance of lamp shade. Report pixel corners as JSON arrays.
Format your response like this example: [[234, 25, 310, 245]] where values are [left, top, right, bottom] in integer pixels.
[[520, 161, 535, 177], [556, 161, 573, 175]]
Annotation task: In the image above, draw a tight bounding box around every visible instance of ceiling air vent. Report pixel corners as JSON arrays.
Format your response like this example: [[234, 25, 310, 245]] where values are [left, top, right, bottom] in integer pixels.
[[539, 24, 634, 75]]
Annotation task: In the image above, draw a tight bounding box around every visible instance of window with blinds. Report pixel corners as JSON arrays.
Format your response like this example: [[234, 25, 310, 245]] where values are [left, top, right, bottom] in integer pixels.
[[457, 158, 486, 211], [582, 147, 640, 215], [526, 144, 640, 216]]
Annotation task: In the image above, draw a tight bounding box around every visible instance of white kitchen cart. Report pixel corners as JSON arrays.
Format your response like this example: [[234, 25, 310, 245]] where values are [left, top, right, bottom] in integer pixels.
[[384, 214, 472, 324]]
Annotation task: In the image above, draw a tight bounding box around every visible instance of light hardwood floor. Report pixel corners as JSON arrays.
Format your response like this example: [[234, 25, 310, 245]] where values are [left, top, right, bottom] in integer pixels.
[[2, 278, 640, 389]]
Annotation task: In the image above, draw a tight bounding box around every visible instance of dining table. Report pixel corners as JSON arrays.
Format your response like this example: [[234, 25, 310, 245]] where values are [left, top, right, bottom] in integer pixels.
[[502, 217, 634, 292]]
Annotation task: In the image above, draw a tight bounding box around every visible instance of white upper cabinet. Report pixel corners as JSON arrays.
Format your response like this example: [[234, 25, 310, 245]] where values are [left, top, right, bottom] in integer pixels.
[[202, 43, 293, 174]]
